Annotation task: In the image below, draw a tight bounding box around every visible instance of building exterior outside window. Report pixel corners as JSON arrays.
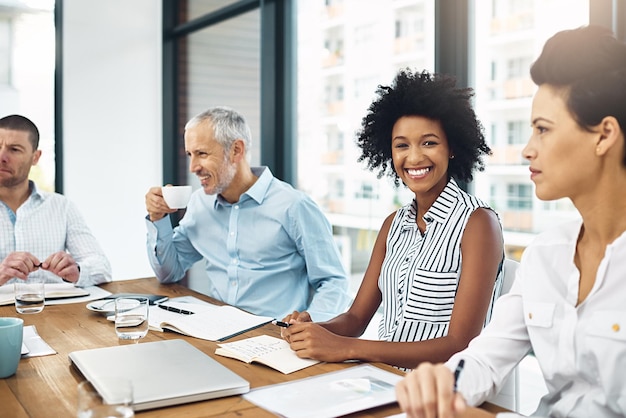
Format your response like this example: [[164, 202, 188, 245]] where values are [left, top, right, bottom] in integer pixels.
[[472, 0, 589, 259], [297, 0, 588, 275]]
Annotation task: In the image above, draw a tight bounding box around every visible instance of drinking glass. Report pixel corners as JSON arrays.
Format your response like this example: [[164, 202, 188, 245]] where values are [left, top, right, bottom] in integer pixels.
[[114, 297, 149, 342], [14, 280, 45, 314], [77, 379, 134, 418]]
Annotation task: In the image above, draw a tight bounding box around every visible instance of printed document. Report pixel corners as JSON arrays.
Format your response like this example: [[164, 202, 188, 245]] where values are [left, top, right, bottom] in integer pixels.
[[243, 364, 403, 418]]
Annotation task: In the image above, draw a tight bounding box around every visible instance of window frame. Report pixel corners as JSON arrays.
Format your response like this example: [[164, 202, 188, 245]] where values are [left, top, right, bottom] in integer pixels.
[[51, 1, 626, 193]]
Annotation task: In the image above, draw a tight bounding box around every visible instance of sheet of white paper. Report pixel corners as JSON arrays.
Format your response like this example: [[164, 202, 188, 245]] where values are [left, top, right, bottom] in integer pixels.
[[244, 364, 403, 418], [22, 325, 56, 358]]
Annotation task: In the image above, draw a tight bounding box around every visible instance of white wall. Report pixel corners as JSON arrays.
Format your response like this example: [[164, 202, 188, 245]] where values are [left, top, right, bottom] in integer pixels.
[[62, 0, 162, 280]]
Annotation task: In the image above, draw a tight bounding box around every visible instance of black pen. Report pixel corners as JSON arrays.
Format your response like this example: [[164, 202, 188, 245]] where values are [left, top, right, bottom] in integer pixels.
[[272, 320, 291, 328], [158, 304, 195, 315], [453, 359, 465, 392]]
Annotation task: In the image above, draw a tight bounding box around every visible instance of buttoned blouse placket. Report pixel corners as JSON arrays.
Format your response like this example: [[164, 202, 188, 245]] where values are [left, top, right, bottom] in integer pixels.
[[393, 207, 424, 334]]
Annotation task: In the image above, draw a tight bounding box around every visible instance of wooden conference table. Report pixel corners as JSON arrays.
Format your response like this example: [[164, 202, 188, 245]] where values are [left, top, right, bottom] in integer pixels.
[[1, 278, 508, 418]]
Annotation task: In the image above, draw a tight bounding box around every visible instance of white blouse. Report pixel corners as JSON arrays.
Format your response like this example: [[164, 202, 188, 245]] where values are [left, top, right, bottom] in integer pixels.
[[448, 218, 626, 417]]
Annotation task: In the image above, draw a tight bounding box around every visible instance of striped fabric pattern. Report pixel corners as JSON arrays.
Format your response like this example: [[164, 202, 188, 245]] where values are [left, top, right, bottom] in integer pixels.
[[0, 182, 111, 286], [378, 179, 503, 344]]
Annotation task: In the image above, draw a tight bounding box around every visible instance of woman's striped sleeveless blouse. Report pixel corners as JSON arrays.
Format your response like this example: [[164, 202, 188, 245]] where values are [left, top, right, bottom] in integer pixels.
[[378, 179, 503, 344]]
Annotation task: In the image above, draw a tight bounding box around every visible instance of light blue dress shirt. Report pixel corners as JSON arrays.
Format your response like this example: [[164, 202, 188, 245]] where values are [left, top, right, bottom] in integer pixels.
[[146, 167, 350, 321], [0, 181, 112, 287]]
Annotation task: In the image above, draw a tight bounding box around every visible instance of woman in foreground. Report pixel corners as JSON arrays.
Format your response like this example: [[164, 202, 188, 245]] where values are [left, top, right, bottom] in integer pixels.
[[396, 25, 626, 418], [281, 69, 504, 370]]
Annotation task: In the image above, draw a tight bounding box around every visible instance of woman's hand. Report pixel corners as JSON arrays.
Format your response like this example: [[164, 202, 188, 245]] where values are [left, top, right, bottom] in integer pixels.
[[285, 322, 353, 362], [280, 311, 312, 341], [396, 362, 467, 418]]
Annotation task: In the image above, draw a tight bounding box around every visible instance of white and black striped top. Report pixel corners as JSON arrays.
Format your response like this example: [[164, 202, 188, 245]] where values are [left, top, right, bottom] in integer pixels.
[[378, 179, 503, 344]]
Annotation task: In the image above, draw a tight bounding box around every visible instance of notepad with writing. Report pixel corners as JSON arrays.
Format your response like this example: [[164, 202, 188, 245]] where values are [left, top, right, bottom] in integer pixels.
[[215, 335, 319, 374], [147, 302, 273, 342]]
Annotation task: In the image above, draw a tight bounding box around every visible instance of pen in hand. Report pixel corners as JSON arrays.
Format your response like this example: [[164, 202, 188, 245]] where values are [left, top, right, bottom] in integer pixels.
[[272, 320, 291, 328], [453, 359, 465, 392]]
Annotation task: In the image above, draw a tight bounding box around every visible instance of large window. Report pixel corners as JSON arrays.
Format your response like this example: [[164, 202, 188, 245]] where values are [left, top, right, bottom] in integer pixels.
[[166, 0, 622, 285], [181, 8, 262, 188], [472, 0, 590, 259], [296, 0, 434, 279], [0, 1, 55, 191], [294, 0, 593, 277]]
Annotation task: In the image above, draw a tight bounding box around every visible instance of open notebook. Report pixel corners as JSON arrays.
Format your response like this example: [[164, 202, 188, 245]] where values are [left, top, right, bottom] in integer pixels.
[[69, 339, 249, 411], [105, 301, 274, 342], [216, 334, 319, 374], [144, 301, 273, 342]]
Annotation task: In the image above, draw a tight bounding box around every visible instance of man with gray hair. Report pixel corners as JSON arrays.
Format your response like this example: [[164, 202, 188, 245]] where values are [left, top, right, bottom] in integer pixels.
[[145, 106, 349, 321]]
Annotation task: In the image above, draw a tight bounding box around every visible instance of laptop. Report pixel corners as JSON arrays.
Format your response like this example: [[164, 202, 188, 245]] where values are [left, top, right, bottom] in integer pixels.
[[69, 339, 250, 411]]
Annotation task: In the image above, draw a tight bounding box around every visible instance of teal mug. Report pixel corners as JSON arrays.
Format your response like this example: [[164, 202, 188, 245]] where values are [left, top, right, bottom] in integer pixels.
[[0, 317, 24, 378]]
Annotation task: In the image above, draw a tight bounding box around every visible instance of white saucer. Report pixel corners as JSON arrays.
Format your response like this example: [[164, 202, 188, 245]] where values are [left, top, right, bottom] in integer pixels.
[[86, 299, 116, 315]]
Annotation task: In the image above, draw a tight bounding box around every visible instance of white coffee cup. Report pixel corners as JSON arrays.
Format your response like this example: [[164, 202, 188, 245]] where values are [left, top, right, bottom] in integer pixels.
[[161, 185, 192, 209]]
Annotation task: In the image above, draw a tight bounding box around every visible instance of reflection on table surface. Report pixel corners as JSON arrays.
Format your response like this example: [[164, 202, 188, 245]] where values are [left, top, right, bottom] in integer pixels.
[[1, 277, 509, 418]]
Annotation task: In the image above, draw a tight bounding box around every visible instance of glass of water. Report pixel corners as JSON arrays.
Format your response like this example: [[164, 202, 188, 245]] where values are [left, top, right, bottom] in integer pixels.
[[14, 279, 45, 314], [114, 297, 149, 342], [77, 379, 134, 418]]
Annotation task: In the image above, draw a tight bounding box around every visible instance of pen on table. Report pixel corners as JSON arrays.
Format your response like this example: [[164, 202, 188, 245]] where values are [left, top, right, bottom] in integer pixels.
[[453, 359, 465, 392], [272, 320, 291, 328], [158, 304, 195, 315]]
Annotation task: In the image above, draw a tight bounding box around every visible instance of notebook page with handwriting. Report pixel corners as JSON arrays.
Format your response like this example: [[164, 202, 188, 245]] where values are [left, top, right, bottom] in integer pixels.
[[216, 334, 319, 374]]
